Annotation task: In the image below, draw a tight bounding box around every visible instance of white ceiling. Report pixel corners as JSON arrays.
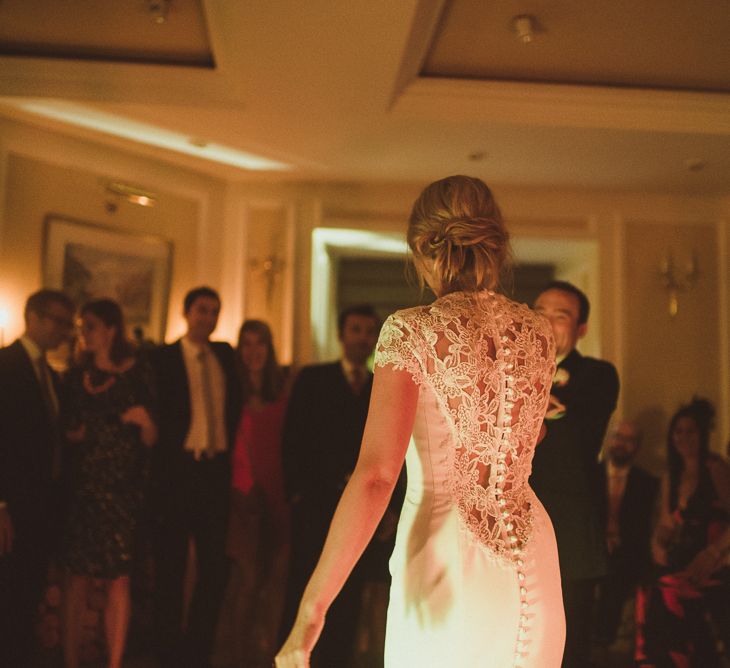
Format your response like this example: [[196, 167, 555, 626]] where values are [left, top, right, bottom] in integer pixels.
[[0, 0, 728, 194]]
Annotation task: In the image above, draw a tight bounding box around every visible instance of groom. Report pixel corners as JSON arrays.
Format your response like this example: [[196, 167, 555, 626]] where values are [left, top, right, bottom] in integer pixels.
[[531, 281, 619, 668]]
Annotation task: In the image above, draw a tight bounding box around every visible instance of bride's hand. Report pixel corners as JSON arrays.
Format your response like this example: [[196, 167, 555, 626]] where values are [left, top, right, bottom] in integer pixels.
[[275, 605, 325, 668]]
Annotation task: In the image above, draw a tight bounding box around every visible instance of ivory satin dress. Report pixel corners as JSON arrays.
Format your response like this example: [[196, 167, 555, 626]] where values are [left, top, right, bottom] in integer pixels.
[[375, 291, 565, 668]]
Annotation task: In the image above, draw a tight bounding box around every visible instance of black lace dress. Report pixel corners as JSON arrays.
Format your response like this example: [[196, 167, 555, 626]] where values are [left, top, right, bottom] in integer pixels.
[[61, 358, 155, 578]]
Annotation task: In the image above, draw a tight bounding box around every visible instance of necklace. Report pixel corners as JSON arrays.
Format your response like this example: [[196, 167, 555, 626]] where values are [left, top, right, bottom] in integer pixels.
[[83, 370, 116, 395]]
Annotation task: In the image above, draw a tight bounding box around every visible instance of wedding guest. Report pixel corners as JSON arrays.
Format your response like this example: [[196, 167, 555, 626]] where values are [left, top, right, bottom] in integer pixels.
[[61, 298, 157, 668], [531, 280, 620, 668], [0, 289, 74, 666], [152, 286, 241, 668], [279, 304, 380, 667], [224, 319, 290, 666], [636, 398, 730, 666], [594, 421, 658, 648]]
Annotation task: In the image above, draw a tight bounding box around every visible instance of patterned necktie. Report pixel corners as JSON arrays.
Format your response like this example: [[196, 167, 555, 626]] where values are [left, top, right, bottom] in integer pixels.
[[197, 349, 218, 457], [350, 367, 366, 395]]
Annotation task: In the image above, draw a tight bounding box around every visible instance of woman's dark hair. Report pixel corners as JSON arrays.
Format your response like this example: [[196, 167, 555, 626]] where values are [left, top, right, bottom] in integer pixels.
[[236, 319, 285, 403], [80, 298, 134, 366], [667, 397, 715, 510]]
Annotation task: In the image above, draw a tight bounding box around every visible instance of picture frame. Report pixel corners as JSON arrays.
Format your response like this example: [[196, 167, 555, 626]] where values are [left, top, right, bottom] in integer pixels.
[[43, 215, 173, 342]]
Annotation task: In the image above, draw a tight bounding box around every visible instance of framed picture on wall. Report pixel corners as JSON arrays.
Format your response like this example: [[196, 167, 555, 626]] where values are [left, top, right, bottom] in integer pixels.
[[43, 215, 173, 342]]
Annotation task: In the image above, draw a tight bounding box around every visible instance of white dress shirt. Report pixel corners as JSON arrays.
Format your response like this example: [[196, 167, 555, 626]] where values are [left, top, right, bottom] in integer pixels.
[[180, 336, 227, 458]]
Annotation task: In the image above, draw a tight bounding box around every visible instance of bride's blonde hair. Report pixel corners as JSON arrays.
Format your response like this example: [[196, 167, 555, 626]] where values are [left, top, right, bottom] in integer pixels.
[[407, 175, 511, 294]]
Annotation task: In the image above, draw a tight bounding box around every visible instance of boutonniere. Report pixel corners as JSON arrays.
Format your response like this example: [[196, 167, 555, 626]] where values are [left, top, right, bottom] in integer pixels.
[[553, 367, 570, 388]]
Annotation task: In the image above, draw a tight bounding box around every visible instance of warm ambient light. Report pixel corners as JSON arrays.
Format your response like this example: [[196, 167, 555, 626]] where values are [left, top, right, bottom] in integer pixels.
[[10, 100, 292, 172], [0, 306, 9, 347], [310, 228, 408, 359], [106, 182, 157, 207]]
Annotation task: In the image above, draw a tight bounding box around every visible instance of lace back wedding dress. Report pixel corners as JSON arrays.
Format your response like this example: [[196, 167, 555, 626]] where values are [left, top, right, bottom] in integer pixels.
[[375, 290, 565, 667]]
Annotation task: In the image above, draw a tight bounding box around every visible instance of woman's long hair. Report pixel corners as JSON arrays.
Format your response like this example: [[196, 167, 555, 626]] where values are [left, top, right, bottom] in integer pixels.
[[79, 298, 134, 366], [667, 397, 715, 510], [236, 319, 285, 403]]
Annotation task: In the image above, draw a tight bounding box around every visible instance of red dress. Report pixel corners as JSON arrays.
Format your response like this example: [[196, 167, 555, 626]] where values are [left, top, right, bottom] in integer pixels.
[[229, 395, 289, 556]]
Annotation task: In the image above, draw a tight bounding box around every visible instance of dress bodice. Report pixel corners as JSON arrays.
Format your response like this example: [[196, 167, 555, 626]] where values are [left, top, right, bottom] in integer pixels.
[[375, 290, 555, 564]]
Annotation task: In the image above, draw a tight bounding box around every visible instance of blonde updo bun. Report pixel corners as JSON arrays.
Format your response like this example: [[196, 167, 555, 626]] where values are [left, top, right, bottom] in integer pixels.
[[407, 175, 511, 294]]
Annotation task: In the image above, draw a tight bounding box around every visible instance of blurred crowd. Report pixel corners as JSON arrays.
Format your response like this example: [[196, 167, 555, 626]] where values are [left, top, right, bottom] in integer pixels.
[[1, 284, 729, 668]]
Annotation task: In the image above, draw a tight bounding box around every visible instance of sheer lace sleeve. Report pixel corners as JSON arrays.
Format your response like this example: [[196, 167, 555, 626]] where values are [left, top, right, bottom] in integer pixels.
[[374, 312, 425, 386]]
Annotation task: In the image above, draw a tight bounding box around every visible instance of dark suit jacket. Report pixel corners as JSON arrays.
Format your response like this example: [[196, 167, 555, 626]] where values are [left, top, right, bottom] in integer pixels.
[[0, 340, 59, 529], [598, 464, 659, 583], [530, 348, 619, 581], [282, 361, 372, 512], [151, 340, 241, 491]]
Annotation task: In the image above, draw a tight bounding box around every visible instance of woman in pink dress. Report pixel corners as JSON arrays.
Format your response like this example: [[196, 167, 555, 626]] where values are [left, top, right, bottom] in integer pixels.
[[226, 319, 289, 667]]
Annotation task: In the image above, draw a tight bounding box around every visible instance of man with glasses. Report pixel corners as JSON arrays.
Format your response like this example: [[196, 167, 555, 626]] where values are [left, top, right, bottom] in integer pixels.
[[0, 288, 74, 666]]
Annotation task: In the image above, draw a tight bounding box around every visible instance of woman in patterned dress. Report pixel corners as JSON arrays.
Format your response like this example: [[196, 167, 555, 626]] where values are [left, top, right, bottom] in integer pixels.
[[61, 299, 157, 668], [276, 175, 564, 667]]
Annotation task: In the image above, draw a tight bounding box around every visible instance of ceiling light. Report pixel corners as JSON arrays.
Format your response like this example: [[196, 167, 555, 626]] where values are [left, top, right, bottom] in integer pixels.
[[106, 182, 158, 207], [148, 0, 170, 24], [11, 100, 291, 171], [512, 15, 537, 44]]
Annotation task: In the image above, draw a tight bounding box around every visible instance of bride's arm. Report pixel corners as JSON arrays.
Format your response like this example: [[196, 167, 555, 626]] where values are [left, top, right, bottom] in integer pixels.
[[275, 364, 418, 667]]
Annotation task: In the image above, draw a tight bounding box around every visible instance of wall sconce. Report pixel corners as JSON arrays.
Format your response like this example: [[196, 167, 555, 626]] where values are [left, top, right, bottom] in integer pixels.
[[249, 255, 286, 307], [659, 251, 698, 317], [106, 182, 157, 207]]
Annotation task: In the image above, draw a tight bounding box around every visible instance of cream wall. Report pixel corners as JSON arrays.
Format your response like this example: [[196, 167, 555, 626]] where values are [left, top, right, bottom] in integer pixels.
[[0, 116, 232, 342], [1, 115, 728, 468], [623, 221, 721, 470], [282, 181, 728, 470]]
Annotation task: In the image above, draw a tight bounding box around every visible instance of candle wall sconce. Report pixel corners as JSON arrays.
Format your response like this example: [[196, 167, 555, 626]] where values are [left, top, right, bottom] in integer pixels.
[[659, 251, 699, 317], [248, 254, 286, 307]]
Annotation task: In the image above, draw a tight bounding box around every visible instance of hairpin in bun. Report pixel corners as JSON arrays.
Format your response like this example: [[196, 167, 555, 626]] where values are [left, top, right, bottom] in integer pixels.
[[428, 235, 445, 250]]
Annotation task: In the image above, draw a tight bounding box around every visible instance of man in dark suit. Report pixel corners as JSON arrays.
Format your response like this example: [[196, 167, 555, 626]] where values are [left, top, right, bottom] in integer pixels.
[[595, 420, 658, 648], [531, 280, 620, 668], [0, 289, 74, 666], [152, 286, 241, 668], [280, 304, 381, 667]]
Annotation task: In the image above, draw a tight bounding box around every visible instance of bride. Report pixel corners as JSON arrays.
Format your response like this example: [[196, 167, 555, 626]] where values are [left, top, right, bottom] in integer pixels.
[[276, 175, 565, 667]]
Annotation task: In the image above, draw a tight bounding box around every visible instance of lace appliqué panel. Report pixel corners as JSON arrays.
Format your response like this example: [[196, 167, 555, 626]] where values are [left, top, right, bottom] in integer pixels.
[[375, 291, 555, 565]]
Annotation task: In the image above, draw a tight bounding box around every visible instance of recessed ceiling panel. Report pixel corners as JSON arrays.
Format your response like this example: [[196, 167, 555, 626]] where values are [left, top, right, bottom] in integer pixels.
[[423, 0, 730, 93], [0, 0, 214, 68]]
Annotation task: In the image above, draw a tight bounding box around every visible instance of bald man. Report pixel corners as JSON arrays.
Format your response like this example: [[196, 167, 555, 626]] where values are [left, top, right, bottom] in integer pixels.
[[595, 421, 658, 647]]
